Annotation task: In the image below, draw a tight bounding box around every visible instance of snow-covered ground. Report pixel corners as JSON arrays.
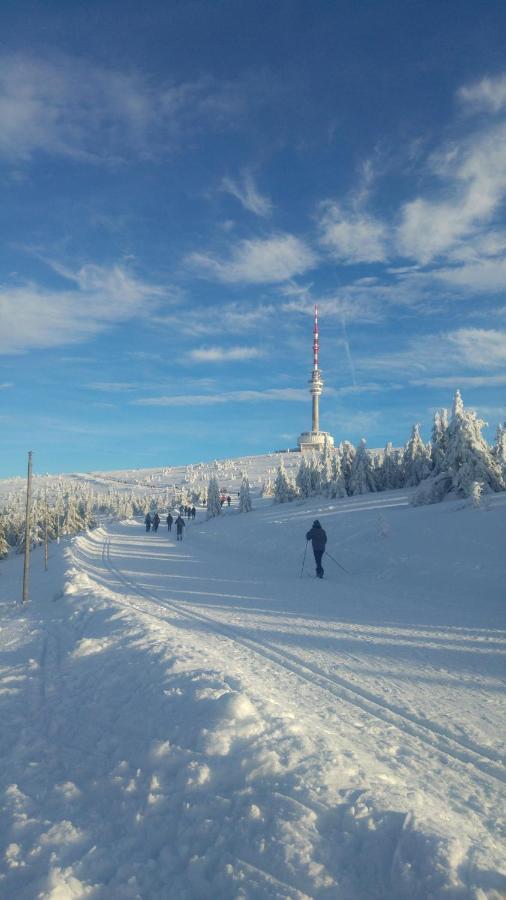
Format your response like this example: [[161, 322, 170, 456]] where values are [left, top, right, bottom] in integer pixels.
[[0, 478, 505, 898]]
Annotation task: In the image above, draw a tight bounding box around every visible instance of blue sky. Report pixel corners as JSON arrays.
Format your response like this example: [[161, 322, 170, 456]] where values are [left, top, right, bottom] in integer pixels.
[[1, 0, 506, 477]]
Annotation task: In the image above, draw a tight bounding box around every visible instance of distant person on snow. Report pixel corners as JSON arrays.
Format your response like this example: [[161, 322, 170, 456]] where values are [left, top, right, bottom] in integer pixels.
[[191, 506, 196, 519], [167, 513, 173, 532], [175, 515, 185, 541], [145, 513, 152, 533], [152, 512, 160, 532], [227, 495, 231, 507], [306, 520, 327, 579]]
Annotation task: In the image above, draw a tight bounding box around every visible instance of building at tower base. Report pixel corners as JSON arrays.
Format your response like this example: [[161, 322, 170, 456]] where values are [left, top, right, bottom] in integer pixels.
[[297, 306, 335, 453]]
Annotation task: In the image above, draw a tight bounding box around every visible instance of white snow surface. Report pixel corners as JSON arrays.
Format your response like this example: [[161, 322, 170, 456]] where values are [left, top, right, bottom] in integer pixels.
[[0, 470, 505, 898]]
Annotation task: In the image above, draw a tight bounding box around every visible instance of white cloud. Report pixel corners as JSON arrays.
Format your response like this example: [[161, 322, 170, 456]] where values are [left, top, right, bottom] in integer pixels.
[[318, 201, 389, 264], [135, 387, 308, 407], [411, 374, 506, 388], [87, 382, 138, 392], [152, 302, 274, 336], [0, 53, 251, 164], [189, 345, 264, 363], [357, 328, 506, 377], [187, 234, 317, 284], [397, 122, 506, 263], [221, 171, 272, 216], [459, 74, 506, 113], [447, 328, 506, 368], [0, 382, 13, 389], [0, 263, 165, 354]]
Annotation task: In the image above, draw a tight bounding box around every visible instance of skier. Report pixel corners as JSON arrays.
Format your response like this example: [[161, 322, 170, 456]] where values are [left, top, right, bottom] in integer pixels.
[[145, 513, 152, 533], [305, 519, 327, 578], [167, 513, 173, 532], [175, 515, 185, 541], [191, 505, 196, 519], [227, 495, 231, 507], [152, 512, 160, 532]]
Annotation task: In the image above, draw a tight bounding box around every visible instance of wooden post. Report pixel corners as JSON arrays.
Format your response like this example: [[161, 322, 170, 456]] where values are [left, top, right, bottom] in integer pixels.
[[22, 450, 33, 605]]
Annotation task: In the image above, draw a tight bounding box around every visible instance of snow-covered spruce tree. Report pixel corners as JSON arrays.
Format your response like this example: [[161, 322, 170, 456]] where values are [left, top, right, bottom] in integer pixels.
[[319, 438, 334, 495], [339, 441, 356, 495], [273, 461, 296, 503], [328, 452, 347, 498], [206, 475, 222, 519], [444, 391, 504, 497], [493, 423, 506, 475], [0, 518, 9, 559], [308, 454, 322, 496], [239, 475, 252, 512], [402, 424, 432, 487], [295, 456, 312, 499], [62, 493, 85, 535], [431, 408, 449, 475], [380, 442, 403, 491], [348, 439, 377, 495]]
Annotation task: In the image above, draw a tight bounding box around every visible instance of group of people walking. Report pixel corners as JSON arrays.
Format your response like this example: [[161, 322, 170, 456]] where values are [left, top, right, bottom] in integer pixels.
[[143, 506, 332, 579], [145, 511, 188, 540]]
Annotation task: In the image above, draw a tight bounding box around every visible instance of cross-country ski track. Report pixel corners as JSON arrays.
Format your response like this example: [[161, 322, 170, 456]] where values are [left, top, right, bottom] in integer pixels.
[[1, 491, 505, 898]]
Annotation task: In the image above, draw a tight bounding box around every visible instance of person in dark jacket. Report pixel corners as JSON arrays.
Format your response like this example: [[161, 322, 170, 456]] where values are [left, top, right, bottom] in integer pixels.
[[145, 513, 152, 532], [175, 515, 185, 541], [152, 512, 160, 532], [191, 506, 196, 519], [167, 513, 173, 532], [305, 519, 327, 578]]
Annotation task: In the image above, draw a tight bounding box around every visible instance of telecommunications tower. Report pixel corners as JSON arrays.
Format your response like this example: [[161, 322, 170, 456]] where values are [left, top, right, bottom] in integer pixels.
[[297, 306, 334, 452]]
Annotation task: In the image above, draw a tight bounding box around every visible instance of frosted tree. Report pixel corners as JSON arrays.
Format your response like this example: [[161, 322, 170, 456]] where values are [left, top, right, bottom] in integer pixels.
[[295, 456, 312, 498], [308, 455, 322, 496], [206, 475, 222, 519], [0, 518, 9, 559], [380, 442, 403, 490], [273, 461, 296, 503], [403, 424, 432, 487], [319, 439, 334, 494], [339, 441, 356, 494], [431, 409, 449, 475], [444, 392, 503, 497], [348, 439, 377, 495], [493, 423, 506, 474], [328, 452, 347, 498], [239, 475, 252, 512], [62, 493, 85, 535]]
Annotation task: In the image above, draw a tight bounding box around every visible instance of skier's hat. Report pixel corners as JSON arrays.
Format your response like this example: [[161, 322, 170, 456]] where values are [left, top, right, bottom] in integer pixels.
[[313, 519, 321, 526]]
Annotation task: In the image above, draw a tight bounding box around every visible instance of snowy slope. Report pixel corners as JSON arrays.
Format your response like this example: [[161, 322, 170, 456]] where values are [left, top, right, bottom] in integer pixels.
[[0, 482, 505, 898]]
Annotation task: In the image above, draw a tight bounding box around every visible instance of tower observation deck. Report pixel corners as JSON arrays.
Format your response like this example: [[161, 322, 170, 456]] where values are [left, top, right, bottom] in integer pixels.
[[297, 306, 334, 452]]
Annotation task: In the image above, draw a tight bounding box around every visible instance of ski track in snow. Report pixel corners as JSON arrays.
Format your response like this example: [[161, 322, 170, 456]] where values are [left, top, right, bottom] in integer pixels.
[[1, 484, 505, 899]]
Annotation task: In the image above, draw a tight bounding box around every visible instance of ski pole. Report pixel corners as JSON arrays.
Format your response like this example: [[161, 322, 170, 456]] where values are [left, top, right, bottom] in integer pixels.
[[324, 550, 351, 574], [300, 540, 308, 578]]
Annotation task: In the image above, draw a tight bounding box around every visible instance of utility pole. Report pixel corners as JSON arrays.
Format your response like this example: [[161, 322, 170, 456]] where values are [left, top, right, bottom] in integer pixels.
[[44, 487, 49, 571], [22, 450, 33, 605]]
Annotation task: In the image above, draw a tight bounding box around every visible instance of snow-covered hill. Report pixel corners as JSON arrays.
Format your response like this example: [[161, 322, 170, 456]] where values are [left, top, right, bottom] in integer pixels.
[[0, 462, 505, 898]]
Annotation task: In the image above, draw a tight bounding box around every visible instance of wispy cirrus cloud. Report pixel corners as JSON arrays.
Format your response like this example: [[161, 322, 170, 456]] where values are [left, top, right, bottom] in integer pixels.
[[458, 73, 506, 114], [189, 345, 264, 363], [318, 201, 389, 264], [358, 328, 506, 378], [187, 233, 317, 284], [153, 302, 275, 337], [221, 171, 273, 216], [0, 262, 165, 354], [0, 53, 255, 164], [134, 387, 309, 407]]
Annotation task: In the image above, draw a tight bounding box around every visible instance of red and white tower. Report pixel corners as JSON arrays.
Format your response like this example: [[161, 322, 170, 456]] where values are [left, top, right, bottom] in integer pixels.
[[298, 306, 334, 452]]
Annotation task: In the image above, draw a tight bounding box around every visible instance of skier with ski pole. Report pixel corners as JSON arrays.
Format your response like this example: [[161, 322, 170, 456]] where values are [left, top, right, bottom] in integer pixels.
[[324, 549, 351, 575], [305, 520, 327, 579]]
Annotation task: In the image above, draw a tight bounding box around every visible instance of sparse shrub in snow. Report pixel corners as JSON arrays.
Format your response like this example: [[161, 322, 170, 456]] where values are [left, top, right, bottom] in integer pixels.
[[470, 481, 483, 508], [206, 476, 222, 519], [431, 409, 449, 475], [411, 472, 453, 506], [403, 425, 432, 487], [348, 439, 377, 495], [239, 476, 252, 512], [273, 461, 296, 503]]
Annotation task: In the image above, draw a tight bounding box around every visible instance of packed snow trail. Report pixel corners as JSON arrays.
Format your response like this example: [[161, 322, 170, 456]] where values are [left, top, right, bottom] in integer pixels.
[[1, 491, 505, 898]]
